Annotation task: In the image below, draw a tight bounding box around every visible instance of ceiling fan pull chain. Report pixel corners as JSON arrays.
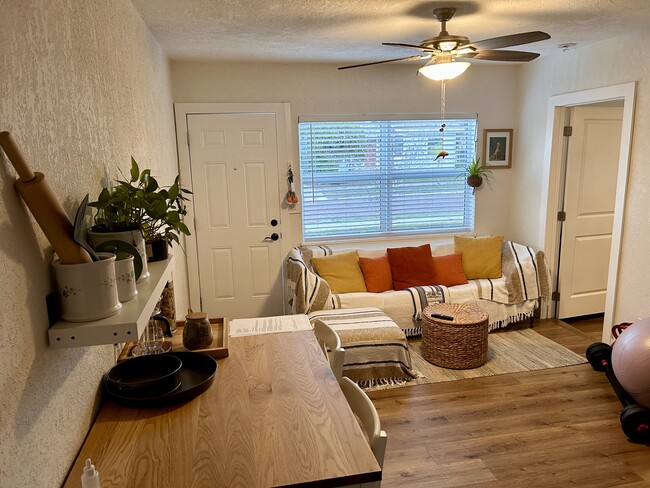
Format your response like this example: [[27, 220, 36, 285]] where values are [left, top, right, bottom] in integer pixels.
[[433, 79, 450, 161]]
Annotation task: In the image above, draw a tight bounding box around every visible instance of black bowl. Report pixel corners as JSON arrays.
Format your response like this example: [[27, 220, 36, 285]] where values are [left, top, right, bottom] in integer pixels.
[[106, 354, 182, 398], [104, 352, 218, 408]]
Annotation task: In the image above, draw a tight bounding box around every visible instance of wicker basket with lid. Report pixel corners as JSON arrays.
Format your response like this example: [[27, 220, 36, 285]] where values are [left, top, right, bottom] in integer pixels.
[[421, 303, 489, 369]]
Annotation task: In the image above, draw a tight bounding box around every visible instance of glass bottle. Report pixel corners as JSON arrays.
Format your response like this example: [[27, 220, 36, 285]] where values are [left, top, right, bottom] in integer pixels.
[[159, 279, 176, 333]]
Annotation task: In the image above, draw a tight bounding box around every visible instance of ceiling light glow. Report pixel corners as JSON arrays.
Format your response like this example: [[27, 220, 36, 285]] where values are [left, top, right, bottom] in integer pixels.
[[418, 57, 470, 80]]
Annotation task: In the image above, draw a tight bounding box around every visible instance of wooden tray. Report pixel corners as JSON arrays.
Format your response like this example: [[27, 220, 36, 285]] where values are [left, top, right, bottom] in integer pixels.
[[118, 317, 229, 362]]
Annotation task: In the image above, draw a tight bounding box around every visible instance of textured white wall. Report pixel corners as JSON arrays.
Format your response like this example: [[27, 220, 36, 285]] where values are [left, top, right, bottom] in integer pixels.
[[171, 61, 520, 247], [514, 32, 650, 323], [0, 2, 186, 486]]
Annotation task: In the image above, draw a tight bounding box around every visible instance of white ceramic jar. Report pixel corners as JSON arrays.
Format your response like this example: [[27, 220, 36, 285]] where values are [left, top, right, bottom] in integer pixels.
[[52, 252, 121, 322], [114, 254, 138, 302], [87, 229, 150, 283]]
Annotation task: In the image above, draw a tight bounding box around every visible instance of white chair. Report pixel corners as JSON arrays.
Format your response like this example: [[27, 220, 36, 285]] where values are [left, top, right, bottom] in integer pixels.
[[313, 319, 345, 380], [339, 376, 388, 487]]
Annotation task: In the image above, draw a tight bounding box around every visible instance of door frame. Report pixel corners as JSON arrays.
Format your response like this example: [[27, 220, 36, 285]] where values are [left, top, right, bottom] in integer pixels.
[[174, 102, 293, 312], [556, 106, 623, 320], [539, 83, 636, 342]]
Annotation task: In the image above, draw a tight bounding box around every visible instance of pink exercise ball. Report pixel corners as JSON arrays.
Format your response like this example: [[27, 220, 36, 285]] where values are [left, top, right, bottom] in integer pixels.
[[611, 317, 650, 408]]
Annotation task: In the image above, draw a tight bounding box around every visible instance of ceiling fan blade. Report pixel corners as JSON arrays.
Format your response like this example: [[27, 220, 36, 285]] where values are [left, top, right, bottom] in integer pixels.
[[459, 31, 550, 51], [338, 55, 430, 70], [459, 50, 540, 62], [382, 42, 436, 53]]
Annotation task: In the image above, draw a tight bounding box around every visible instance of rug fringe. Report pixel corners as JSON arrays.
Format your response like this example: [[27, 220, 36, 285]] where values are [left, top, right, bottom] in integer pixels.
[[488, 310, 535, 332], [403, 326, 421, 338], [356, 371, 425, 391]]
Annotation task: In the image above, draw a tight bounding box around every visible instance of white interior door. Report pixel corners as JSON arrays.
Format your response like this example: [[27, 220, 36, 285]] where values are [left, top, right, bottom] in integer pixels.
[[187, 112, 284, 319], [557, 106, 623, 319]]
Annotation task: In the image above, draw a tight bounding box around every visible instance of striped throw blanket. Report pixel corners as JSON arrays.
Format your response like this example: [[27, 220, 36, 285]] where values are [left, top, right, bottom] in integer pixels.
[[331, 285, 449, 337], [285, 247, 333, 314], [308, 308, 417, 388], [477, 241, 551, 304]]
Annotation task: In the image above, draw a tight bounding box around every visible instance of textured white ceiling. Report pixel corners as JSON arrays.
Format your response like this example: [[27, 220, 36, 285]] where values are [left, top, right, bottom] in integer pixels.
[[131, 0, 650, 64]]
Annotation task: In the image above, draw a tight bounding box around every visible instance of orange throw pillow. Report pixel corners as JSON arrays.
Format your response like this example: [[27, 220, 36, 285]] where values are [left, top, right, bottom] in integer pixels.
[[431, 253, 468, 287], [359, 255, 393, 292], [386, 244, 436, 291]]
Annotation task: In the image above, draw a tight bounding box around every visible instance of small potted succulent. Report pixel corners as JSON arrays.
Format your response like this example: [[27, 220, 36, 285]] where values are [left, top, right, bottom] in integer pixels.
[[459, 157, 492, 193]]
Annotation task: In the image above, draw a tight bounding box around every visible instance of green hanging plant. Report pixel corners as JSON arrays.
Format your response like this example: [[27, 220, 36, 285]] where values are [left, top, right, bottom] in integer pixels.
[[457, 157, 492, 190]]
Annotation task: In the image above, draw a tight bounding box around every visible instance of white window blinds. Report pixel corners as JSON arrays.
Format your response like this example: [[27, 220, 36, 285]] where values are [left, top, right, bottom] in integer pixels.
[[298, 115, 477, 240]]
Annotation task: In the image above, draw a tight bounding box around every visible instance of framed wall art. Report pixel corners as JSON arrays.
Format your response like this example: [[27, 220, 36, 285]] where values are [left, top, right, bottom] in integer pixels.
[[483, 129, 513, 168]]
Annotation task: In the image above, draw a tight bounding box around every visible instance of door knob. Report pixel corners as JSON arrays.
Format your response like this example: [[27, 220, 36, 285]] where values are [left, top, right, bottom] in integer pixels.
[[263, 233, 279, 242]]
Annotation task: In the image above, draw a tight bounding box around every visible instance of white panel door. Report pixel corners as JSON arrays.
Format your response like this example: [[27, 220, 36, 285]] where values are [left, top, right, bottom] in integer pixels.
[[187, 113, 283, 319], [558, 107, 623, 319]]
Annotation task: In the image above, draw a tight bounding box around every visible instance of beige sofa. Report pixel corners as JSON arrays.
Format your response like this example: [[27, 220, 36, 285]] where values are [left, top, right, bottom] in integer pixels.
[[285, 240, 550, 336]]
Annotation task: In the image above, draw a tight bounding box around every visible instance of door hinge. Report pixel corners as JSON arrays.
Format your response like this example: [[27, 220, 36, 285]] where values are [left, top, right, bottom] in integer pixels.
[[199, 296, 203, 310], [552, 291, 560, 301], [187, 131, 191, 148], [563, 126, 573, 137], [557, 211, 566, 222]]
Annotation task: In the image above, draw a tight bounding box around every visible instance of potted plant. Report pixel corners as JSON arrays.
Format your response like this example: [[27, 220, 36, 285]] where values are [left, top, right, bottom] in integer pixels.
[[88, 158, 192, 279], [138, 170, 192, 262], [459, 157, 492, 193]]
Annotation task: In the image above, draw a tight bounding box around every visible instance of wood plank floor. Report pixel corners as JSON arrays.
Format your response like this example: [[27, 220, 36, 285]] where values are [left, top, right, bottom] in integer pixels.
[[368, 318, 650, 487]]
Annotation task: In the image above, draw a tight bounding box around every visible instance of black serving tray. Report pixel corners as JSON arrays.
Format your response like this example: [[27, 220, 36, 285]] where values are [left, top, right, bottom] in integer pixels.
[[104, 352, 217, 408]]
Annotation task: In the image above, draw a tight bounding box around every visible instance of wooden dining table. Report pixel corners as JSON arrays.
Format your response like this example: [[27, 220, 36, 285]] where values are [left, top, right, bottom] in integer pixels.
[[63, 330, 382, 487]]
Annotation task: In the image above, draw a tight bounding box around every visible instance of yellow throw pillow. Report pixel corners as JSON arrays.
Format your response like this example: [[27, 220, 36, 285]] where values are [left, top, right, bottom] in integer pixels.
[[311, 251, 368, 294], [454, 235, 504, 279]]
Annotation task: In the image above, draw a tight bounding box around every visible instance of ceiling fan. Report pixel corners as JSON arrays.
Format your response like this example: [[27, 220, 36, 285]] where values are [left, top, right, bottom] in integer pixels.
[[339, 7, 551, 79]]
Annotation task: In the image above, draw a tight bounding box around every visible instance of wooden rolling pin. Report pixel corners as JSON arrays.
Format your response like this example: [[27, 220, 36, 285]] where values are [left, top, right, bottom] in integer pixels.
[[0, 131, 92, 264]]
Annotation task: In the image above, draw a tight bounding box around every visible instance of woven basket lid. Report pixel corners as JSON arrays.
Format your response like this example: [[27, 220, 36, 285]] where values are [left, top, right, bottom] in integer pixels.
[[423, 303, 488, 325]]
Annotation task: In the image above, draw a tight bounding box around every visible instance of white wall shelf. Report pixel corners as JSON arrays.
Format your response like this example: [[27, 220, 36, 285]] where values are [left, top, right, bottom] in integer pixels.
[[48, 257, 174, 348]]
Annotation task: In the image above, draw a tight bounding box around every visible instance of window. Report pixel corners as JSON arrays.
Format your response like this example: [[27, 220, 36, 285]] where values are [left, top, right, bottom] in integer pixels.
[[298, 115, 477, 240]]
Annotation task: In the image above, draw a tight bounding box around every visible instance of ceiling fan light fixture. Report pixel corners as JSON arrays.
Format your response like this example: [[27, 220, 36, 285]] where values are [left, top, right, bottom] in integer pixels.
[[338, 6, 550, 73], [418, 57, 470, 81], [438, 40, 458, 51]]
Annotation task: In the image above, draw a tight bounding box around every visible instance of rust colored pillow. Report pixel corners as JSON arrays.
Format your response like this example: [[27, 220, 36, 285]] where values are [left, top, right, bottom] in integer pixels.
[[431, 253, 468, 287], [386, 244, 436, 291], [359, 255, 393, 292]]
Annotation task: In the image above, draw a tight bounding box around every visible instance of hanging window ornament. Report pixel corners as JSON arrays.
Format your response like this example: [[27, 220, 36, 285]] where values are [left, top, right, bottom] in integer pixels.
[[440, 79, 446, 132], [286, 164, 299, 205], [435, 80, 449, 161], [434, 150, 449, 161]]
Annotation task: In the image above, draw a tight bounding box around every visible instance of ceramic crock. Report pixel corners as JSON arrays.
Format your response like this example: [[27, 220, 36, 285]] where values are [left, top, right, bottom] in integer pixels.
[[88, 229, 150, 283], [52, 252, 121, 322]]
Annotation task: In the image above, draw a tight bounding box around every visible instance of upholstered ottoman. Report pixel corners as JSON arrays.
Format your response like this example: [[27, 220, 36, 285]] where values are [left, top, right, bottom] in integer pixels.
[[421, 303, 489, 369], [308, 307, 417, 387]]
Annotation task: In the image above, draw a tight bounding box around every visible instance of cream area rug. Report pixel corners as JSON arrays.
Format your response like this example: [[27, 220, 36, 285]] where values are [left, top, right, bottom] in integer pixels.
[[366, 329, 587, 391]]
